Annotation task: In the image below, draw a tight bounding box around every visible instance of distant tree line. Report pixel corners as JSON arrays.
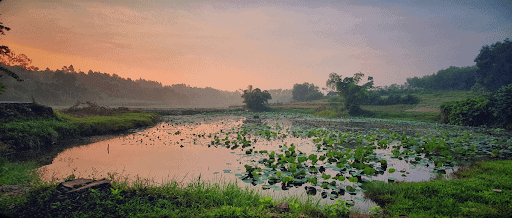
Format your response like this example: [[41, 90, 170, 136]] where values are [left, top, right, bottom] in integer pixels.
[[292, 82, 324, 102], [405, 38, 511, 93], [406, 66, 478, 91], [0, 64, 244, 107], [266, 89, 293, 104]]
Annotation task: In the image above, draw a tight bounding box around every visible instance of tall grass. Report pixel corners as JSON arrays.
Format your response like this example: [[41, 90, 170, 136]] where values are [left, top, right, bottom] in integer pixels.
[[0, 156, 40, 185], [0, 165, 333, 218]]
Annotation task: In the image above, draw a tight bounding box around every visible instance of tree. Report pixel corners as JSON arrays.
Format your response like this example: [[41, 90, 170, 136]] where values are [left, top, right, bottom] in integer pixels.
[[474, 38, 512, 91], [240, 85, 272, 112], [0, 0, 34, 95], [326, 72, 374, 115], [292, 82, 324, 101]]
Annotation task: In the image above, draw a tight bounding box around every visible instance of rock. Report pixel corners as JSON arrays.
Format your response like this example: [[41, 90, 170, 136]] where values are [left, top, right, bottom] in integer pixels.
[[274, 202, 290, 213], [57, 178, 113, 195]]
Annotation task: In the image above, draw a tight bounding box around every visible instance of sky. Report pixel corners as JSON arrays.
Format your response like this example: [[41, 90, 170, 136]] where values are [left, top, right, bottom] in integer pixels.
[[1, 0, 511, 92]]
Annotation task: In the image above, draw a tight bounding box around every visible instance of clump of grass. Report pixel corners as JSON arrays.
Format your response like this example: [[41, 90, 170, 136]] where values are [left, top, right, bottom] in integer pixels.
[[0, 156, 40, 186], [315, 109, 339, 118], [362, 160, 512, 217]]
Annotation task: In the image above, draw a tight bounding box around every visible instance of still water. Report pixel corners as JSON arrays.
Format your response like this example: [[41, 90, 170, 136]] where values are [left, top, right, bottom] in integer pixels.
[[38, 114, 451, 212]]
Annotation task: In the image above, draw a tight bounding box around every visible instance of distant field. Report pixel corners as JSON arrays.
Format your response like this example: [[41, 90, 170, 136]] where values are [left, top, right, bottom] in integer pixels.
[[270, 90, 482, 123]]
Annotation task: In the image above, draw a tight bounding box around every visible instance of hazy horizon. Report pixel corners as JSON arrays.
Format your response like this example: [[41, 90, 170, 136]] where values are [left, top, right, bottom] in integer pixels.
[[1, 0, 511, 92]]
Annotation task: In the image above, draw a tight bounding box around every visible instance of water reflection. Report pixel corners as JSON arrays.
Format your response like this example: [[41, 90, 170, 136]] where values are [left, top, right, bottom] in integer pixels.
[[38, 114, 452, 212]]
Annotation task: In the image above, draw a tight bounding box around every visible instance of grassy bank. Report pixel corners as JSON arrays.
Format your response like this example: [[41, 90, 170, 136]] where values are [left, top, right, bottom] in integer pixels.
[[362, 160, 512, 218], [0, 110, 161, 155]]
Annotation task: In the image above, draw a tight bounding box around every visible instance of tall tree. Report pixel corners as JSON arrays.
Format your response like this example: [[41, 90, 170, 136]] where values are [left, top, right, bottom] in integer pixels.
[[474, 38, 512, 91], [326, 72, 374, 115], [240, 85, 272, 112]]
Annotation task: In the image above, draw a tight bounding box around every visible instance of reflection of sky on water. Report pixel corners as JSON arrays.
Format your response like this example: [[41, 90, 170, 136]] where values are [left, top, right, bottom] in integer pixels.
[[38, 114, 454, 213]]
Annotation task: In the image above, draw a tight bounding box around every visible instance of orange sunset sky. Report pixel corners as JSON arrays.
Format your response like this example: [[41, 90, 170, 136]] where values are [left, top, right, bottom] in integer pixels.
[[1, 0, 511, 91]]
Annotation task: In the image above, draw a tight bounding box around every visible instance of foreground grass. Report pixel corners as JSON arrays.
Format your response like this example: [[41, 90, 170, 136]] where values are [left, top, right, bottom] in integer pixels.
[[363, 160, 512, 218], [0, 155, 332, 218]]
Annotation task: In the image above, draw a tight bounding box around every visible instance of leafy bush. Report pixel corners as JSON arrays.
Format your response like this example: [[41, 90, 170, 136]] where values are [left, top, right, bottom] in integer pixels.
[[440, 83, 512, 128], [491, 83, 512, 127], [440, 97, 493, 126]]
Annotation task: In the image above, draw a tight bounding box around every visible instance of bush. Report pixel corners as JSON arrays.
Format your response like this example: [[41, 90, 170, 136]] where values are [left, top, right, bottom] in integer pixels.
[[440, 83, 512, 128], [440, 97, 493, 126], [492, 83, 512, 127]]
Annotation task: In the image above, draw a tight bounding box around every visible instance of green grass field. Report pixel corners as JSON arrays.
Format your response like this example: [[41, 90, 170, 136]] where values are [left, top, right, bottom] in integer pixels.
[[362, 160, 512, 218], [270, 90, 482, 123]]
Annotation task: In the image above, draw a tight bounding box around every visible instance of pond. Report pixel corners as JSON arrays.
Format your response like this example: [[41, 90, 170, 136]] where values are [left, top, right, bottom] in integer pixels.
[[37, 113, 512, 212]]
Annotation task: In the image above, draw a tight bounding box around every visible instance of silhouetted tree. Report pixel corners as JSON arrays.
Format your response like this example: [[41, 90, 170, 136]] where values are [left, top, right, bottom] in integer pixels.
[[240, 85, 272, 111]]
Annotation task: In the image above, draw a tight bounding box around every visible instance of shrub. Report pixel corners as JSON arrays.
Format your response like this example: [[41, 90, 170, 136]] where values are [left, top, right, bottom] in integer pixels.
[[491, 83, 512, 128], [440, 97, 493, 126], [440, 83, 512, 128]]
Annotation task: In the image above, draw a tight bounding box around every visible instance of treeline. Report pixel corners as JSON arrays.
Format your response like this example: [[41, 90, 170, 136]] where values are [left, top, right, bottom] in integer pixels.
[[0, 65, 218, 107], [0, 64, 294, 107], [406, 65, 478, 91], [405, 38, 511, 93]]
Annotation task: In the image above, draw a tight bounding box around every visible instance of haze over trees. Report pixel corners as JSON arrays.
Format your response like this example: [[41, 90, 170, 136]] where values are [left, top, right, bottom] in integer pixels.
[[0, 64, 243, 107], [291, 82, 324, 102], [240, 85, 272, 112]]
